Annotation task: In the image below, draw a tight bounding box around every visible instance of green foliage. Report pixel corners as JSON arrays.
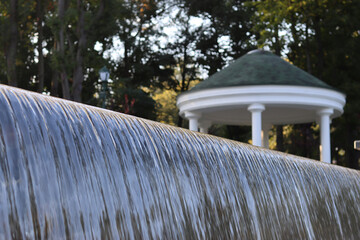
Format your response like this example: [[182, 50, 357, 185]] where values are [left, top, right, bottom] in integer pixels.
[[152, 88, 178, 125], [184, 0, 256, 72], [252, 0, 360, 168], [109, 80, 157, 120], [281, 123, 319, 159], [1, 0, 359, 168], [210, 125, 252, 144]]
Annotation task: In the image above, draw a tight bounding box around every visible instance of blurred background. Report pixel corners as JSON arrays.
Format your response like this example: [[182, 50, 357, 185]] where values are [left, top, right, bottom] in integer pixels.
[[0, 0, 359, 169]]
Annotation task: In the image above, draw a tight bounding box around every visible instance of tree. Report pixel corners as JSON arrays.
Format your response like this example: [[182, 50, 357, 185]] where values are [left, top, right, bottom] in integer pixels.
[[183, 0, 228, 75], [5, 0, 19, 86], [56, 0, 70, 99], [36, 0, 45, 92], [180, 0, 256, 137], [47, 0, 119, 101], [252, 0, 360, 168], [162, 5, 203, 126], [0, 0, 38, 89], [102, 0, 175, 119]]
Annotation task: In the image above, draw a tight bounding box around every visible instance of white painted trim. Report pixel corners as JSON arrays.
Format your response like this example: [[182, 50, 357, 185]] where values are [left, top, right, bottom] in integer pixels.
[[177, 85, 345, 162], [184, 111, 201, 119], [248, 103, 265, 147], [185, 111, 200, 131], [318, 108, 334, 163], [248, 103, 265, 112], [177, 86, 346, 121]]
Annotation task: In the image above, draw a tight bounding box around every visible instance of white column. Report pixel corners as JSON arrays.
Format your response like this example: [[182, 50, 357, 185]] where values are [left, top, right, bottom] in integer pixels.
[[262, 124, 271, 149], [317, 108, 333, 163], [199, 120, 211, 133], [185, 111, 201, 131], [248, 103, 265, 147]]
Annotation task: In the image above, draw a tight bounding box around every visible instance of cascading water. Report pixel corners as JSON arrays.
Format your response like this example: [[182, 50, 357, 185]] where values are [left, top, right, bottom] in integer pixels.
[[0, 84, 359, 239]]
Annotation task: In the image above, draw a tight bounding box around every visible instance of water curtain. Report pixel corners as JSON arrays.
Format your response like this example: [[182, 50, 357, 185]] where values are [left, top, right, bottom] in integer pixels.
[[0, 85, 359, 239]]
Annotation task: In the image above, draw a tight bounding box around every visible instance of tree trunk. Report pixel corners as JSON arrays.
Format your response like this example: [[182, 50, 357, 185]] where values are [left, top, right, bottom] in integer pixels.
[[51, 40, 60, 96], [274, 24, 281, 56], [289, 14, 299, 46], [305, 21, 312, 74], [313, 15, 324, 78], [72, 1, 87, 102], [51, 71, 59, 97], [6, 0, 18, 87], [37, 0, 45, 92], [58, 0, 70, 99]]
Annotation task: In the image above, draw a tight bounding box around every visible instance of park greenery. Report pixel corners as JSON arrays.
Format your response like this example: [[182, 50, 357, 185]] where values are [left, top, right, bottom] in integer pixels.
[[0, 0, 359, 169]]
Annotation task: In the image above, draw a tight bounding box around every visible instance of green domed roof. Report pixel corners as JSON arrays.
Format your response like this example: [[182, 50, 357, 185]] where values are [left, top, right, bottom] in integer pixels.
[[190, 50, 336, 91]]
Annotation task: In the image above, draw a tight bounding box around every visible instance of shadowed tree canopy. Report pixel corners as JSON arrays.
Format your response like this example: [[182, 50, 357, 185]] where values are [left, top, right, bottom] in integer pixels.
[[0, 0, 359, 169]]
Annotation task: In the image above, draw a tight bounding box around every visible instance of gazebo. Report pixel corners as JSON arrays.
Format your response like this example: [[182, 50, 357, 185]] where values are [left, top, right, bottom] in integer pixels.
[[176, 50, 346, 163]]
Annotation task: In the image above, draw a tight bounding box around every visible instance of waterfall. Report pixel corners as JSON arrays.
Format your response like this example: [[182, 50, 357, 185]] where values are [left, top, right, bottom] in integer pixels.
[[0, 84, 359, 239]]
